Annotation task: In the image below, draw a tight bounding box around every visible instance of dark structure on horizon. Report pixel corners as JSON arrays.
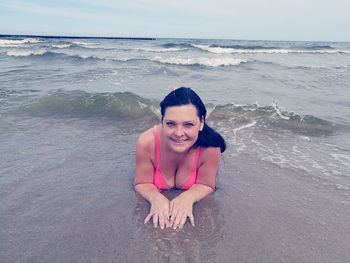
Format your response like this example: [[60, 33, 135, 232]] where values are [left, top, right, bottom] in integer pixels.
[[0, 34, 156, 40]]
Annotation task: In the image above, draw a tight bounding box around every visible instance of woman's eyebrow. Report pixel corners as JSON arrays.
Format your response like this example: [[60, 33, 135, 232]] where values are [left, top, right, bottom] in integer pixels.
[[164, 119, 176, 122], [164, 119, 196, 123]]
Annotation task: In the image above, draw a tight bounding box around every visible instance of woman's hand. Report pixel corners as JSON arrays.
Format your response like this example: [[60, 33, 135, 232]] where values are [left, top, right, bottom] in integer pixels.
[[169, 193, 195, 230], [144, 193, 171, 229]]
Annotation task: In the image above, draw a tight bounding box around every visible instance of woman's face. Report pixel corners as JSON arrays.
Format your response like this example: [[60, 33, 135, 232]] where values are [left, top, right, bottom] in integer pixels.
[[162, 104, 204, 153]]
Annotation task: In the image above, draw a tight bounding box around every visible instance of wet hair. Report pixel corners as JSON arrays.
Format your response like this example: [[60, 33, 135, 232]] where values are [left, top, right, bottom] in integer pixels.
[[160, 87, 226, 153]]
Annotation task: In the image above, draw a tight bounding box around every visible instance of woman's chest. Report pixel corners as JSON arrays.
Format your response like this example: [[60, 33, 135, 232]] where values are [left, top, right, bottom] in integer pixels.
[[158, 153, 197, 188]]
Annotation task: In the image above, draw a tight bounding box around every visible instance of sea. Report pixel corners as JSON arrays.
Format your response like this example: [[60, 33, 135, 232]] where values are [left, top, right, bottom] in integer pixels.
[[1, 35, 350, 262]]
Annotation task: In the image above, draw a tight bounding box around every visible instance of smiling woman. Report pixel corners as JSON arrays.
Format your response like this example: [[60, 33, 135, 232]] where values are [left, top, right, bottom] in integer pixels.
[[134, 87, 226, 230]]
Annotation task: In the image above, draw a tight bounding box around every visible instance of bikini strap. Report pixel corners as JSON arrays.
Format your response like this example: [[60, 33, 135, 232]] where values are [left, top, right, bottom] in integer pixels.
[[152, 126, 161, 171], [195, 146, 201, 169]]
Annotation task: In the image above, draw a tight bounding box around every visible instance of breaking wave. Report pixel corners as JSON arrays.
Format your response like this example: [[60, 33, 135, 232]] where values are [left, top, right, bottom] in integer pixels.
[[5, 49, 247, 67], [0, 38, 43, 47], [11, 90, 338, 135], [150, 56, 247, 67], [136, 47, 188, 52], [20, 90, 160, 121], [191, 44, 349, 54], [208, 103, 337, 136]]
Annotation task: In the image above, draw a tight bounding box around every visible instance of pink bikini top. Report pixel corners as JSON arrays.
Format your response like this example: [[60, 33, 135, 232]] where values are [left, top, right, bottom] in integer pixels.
[[153, 126, 200, 190]]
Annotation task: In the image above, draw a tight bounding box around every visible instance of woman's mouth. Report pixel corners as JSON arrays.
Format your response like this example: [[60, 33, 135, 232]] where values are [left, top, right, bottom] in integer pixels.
[[172, 138, 187, 144]]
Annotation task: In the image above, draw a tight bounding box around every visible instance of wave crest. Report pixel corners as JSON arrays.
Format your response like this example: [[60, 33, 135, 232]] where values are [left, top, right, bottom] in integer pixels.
[[191, 44, 349, 54], [16, 90, 338, 136], [0, 38, 42, 47], [151, 56, 247, 67], [23, 90, 159, 121], [208, 103, 336, 136]]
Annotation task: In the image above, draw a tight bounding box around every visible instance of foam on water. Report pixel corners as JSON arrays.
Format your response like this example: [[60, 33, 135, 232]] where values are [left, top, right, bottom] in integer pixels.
[[6, 49, 49, 57], [192, 44, 350, 54], [151, 56, 247, 67], [136, 47, 187, 52], [51, 43, 72, 49], [0, 38, 42, 47], [72, 41, 99, 48], [5, 50, 247, 67]]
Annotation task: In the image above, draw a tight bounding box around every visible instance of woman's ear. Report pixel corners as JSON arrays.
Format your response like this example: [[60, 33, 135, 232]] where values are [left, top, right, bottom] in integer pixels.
[[199, 118, 204, 131]]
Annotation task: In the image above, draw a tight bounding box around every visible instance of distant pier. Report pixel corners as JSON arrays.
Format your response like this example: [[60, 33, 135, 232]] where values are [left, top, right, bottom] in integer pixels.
[[0, 34, 156, 40]]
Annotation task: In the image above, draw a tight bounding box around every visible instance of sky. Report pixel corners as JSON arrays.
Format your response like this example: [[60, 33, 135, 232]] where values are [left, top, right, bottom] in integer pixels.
[[0, 0, 349, 41]]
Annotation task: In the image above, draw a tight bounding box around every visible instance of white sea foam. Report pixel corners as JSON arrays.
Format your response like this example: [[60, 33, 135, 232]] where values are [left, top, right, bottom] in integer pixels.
[[233, 121, 257, 133], [192, 44, 237, 54], [0, 38, 42, 47], [151, 56, 246, 67], [331, 153, 350, 167], [6, 49, 48, 57], [72, 41, 98, 48], [192, 44, 350, 54], [272, 102, 290, 120], [51, 43, 72, 49], [137, 47, 187, 52]]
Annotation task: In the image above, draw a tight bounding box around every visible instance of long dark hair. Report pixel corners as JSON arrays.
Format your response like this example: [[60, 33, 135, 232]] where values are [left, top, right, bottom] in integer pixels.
[[160, 87, 226, 153]]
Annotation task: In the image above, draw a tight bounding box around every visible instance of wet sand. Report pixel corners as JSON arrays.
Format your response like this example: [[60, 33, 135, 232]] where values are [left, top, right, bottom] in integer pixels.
[[1, 117, 350, 262]]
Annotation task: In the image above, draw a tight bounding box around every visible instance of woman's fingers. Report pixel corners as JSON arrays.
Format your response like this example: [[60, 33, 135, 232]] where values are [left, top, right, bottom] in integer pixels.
[[178, 214, 187, 229], [144, 201, 194, 230], [172, 211, 184, 230], [152, 213, 159, 228], [170, 210, 195, 229], [163, 211, 171, 228], [169, 201, 174, 219], [159, 213, 166, 230], [189, 213, 195, 227], [144, 212, 153, 224], [170, 208, 179, 228]]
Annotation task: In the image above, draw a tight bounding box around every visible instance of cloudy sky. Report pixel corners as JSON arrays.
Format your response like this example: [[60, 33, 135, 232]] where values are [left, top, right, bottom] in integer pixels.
[[1, 0, 349, 41]]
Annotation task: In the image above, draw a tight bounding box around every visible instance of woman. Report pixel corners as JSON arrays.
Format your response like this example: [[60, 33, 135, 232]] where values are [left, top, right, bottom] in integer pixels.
[[134, 87, 226, 230]]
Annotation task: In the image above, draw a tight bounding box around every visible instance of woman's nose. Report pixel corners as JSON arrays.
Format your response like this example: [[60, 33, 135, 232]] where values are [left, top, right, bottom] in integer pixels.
[[175, 126, 184, 136]]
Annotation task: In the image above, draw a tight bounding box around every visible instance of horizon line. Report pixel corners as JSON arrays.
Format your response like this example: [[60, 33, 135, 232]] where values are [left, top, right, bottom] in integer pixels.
[[0, 33, 349, 43], [0, 34, 156, 41]]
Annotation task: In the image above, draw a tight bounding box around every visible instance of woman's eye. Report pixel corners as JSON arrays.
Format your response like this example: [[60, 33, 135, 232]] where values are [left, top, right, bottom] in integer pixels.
[[166, 122, 175, 127], [185, 123, 194, 127]]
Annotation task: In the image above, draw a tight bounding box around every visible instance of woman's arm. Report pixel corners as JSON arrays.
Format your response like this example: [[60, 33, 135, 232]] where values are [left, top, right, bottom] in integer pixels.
[[134, 131, 170, 229], [169, 147, 221, 229]]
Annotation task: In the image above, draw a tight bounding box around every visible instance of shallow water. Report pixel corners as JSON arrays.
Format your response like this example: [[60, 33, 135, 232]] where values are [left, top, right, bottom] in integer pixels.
[[1, 36, 350, 262], [1, 115, 349, 262]]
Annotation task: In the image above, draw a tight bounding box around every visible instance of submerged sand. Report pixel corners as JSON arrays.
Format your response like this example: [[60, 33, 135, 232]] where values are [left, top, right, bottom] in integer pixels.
[[1, 117, 349, 263]]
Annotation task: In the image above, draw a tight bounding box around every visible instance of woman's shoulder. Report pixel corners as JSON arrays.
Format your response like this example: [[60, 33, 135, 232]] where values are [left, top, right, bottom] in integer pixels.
[[198, 146, 221, 162], [199, 146, 221, 155], [136, 126, 156, 151]]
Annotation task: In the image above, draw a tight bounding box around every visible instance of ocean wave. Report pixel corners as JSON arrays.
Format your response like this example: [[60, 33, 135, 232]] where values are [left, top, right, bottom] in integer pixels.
[[51, 42, 73, 49], [208, 103, 337, 136], [136, 47, 188, 52], [44, 41, 100, 50], [6, 49, 247, 67], [0, 38, 42, 47], [6, 49, 50, 57], [22, 90, 160, 121], [303, 44, 334, 49], [5, 49, 104, 61], [191, 44, 349, 54], [72, 41, 99, 48], [15, 90, 338, 135], [162, 43, 192, 49], [151, 56, 247, 67]]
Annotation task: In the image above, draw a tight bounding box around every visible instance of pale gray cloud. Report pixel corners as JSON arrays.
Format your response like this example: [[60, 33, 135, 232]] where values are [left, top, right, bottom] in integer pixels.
[[1, 0, 349, 40]]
